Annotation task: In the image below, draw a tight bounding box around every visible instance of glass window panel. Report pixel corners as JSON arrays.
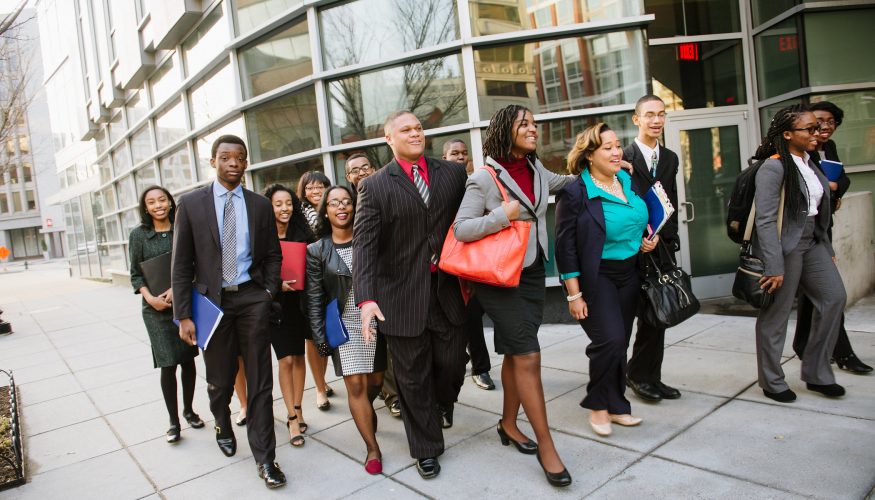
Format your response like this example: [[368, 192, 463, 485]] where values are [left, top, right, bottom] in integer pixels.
[[650, 40, 746, 110], [107, 111, 126, 145], [750, 0, 797, 27], [758, 97, 801, 136], [250, 156, 323, 194], [8, 165, 18, 184], [126, 89, 149, 126], [134, 165, 158, 197], [104, 216, 122, 241], [805, 9, 875, 88], [470, 0, 644, 36], [239, 18, 311, 98], [644, 0, 740, 38], [100, 244, 126, 274], [101, 186, 117, 213], [25, 190, 35, 210], [112, 143, 132, 175], [754, 18, 802, 100], [328, 54, 467, 144], [195, 117, 245, 181], [182, 2, 229, 77], [122, 208, 140, 237], [117, 174, 137, 208], [246, 87, 319, 163], [150, 58, 180, 106], [320, 0, 459, 70], [22, 162, 32, 183], [810, 90, 875, 167], [130, 126, 153, 166], [94, 129, 108, 155], [190, 61, 236, 129], [160, 146, 194, 193], [12, 191, 22, 211], [155, 100, 187, 151], [0, 193, 6, 213], [98, 158, 112, 184], [475, 31, 646, 119], [235, 0, 303, 35]]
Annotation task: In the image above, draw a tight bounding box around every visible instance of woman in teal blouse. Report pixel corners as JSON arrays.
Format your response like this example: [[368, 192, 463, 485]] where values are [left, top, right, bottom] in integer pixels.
[[554, 123, 657, 438]]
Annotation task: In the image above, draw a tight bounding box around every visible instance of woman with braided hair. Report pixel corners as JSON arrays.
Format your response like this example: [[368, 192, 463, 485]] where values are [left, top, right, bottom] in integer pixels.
[[751, 103, 847, 403], [454, 104, 575, 487]]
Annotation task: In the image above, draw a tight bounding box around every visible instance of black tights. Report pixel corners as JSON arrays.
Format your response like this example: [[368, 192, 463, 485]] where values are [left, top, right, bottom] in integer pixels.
[[160, 359, 196, 425]]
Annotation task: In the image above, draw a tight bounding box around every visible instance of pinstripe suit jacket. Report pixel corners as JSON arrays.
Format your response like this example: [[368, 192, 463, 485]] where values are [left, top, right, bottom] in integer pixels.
[[353, 157, 468, 337]]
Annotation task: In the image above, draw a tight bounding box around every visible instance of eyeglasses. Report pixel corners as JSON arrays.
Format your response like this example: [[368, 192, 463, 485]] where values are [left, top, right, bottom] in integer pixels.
[[638, 112, 667, 120], [791, 126, 820, 135], [347, 166, 372, 176], [326, 198, 353, 208], [818, 119, 837, 128]]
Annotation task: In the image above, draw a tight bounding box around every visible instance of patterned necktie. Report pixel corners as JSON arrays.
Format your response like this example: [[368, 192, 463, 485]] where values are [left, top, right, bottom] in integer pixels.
[[222, 192, 237, 284], [650, 150, 658, 178], [412, 164, 438, 265]]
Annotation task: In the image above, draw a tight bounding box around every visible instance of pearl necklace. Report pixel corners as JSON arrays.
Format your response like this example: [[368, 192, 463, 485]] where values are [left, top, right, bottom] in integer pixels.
[[589, 173, 622, 198]]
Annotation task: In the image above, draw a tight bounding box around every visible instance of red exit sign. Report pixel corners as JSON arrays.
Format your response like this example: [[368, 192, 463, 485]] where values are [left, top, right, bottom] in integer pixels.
[[677, 43, 699, 61], [779, 35, 798, 52]]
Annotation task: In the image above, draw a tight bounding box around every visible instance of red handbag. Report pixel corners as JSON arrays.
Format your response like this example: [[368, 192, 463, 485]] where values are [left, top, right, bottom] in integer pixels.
[[439, 166, 531, 287]]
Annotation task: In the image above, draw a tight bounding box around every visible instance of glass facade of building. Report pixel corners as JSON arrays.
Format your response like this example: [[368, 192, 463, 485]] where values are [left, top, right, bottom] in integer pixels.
[[35, 0, 875, 283]]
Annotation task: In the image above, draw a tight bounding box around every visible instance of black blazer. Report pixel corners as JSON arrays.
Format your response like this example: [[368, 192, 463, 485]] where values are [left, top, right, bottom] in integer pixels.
[[171, 183, 282, 320], [305, 237, 352, 346], [554, 174, 647, 302], [623, 142, 680, 251], [353, 157, 467, 337]]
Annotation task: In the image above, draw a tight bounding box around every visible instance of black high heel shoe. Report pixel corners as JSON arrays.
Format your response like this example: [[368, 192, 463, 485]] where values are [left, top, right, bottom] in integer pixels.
[[536, 452, 572, 487], [834, 354, 873, 374], [496, 420, 538, 454]]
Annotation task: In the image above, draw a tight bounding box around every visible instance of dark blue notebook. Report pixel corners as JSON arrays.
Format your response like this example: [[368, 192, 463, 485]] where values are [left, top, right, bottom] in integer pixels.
[[173, 291, 224, 350], [325, 298, 350, 349], [820, 160, 843, 182]]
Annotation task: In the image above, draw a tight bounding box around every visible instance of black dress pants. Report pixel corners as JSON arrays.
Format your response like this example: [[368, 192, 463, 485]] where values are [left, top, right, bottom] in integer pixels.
[[386, 274, 466, 459], [579, 257, 639, 415], [792, 293, 852, 359], [627, 310, 666, 383], [205, 283, 275, 465], [464, 296, 491, 376]]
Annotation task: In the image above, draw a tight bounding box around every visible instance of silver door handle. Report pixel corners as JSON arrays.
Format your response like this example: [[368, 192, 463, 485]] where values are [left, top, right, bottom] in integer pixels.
[[681, 201, 695, 223]]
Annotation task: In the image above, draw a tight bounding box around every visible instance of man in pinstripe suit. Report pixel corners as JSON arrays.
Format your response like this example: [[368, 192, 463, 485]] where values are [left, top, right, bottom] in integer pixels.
[[354, 111, 468, 479]]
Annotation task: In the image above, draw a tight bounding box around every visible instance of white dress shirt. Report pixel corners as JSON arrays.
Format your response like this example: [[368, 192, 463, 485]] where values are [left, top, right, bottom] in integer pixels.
[[791, 152, 824, 217]]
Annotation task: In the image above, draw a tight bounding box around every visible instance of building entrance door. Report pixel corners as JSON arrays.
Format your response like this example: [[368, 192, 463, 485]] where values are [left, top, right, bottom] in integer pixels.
[[664, 112, 751, 299]]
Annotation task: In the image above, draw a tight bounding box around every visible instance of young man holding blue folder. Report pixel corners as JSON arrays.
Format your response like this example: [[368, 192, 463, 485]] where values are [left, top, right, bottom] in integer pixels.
[[171, 135, 286, 489], [623, 95, 683, 403]]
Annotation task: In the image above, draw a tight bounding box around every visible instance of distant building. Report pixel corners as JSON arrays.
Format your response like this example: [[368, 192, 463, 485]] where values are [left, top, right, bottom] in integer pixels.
[[0, 7, 64, 261]]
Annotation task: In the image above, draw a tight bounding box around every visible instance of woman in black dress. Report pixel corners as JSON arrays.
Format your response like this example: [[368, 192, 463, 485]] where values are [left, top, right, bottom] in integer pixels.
[[129, 186, 203, 443], [263, 184, 316, 446]]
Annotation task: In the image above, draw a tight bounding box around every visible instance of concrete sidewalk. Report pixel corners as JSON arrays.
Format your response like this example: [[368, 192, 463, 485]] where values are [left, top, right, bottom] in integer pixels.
[[0, 263, 873, 499]]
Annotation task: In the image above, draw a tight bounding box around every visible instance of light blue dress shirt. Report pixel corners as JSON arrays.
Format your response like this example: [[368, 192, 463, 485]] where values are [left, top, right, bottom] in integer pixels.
[[559, 169, 649, 280], [213, 181, 252, 287]]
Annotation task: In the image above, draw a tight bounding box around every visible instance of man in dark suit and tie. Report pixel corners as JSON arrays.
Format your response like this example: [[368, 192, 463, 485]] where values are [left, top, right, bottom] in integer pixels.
[[171, 135, 286, 488], [355, 111, 468, 479], [624, 95, 684, 403]]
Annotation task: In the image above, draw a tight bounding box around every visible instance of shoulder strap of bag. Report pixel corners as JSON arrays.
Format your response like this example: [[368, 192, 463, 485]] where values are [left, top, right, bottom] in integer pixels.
[[481, 166, 510, 203], [744, 185, 785, 243]]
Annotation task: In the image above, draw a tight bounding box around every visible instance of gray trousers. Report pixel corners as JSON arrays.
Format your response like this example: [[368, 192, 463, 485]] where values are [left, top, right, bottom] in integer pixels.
[[756, 218, 846, 392]]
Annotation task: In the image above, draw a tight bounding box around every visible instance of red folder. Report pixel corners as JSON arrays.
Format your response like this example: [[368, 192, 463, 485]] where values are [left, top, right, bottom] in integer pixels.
[[280, 241, 307, 290]]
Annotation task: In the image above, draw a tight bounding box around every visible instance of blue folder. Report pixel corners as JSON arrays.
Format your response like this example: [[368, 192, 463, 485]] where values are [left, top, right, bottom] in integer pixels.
[[820, 160, 843, 182], [173, 291, 224, 350], [643, 181, 675, 240], [325, 298, 350, 349]]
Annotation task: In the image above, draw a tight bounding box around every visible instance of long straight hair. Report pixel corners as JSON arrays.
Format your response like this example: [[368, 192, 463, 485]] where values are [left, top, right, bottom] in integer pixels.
[[752, 104, 810, 218]]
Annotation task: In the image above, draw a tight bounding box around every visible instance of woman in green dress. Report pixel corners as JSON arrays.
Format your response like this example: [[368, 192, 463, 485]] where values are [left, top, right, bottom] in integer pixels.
[[129, 186, 203, 444]]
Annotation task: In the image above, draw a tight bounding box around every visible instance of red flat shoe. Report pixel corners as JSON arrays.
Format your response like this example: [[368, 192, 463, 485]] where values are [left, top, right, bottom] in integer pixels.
[[364, 458, 382, 475]]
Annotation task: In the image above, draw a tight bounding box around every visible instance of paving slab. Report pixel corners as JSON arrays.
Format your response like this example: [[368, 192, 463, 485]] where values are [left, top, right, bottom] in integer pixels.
[[653, 399, 875, 499], [17, 373, 83, 407], [662, 314, 728, 345], [541, 335, 590, 374], [456, 365, 583, 416], [74, 356, 159, 390], [0, 334, 53, 362], [588, 456, 804, 499], [63, 342, 152, 372], [844, 295, 875, 333], [25, 418, 122, 475], [677, 317, 796, 358], [10, 357, 71, 384], [21, 392, 100, 437], [87, 373, 165, 415], [345, 477, 424, 499], [0, 449, 154, 500], [659, 344, 759, 397]]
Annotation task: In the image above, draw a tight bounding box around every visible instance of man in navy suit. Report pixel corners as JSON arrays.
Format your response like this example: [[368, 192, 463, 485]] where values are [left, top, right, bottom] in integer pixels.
[[172, 135, 286, 488]]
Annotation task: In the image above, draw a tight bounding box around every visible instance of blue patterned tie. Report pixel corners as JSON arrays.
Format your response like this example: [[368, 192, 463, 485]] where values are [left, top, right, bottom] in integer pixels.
[[222, 193, 237, 284]]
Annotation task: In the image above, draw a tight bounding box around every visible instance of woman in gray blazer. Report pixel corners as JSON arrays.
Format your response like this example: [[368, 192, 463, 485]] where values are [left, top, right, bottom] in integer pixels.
[[752, 104, 847, 403], [453, 105, 574, 487]]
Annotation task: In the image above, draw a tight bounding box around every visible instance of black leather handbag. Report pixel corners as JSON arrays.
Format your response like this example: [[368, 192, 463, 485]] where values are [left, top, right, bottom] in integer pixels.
[[732, 243, 774, 309], [640, 245, 700, 328]]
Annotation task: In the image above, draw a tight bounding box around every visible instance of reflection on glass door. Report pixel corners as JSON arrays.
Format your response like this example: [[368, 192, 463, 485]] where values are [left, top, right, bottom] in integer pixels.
[[667, 113, 749, 298]]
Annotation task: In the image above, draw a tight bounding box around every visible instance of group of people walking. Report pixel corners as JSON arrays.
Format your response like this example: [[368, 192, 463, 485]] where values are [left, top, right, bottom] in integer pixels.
[[128, 96, 868, 490]]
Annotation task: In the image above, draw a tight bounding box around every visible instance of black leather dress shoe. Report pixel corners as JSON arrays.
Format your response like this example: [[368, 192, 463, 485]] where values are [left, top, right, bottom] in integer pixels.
[[416, 457, 441, 479], [627, 378, 662, 401], [257, 462, 287, 489], [472, 372, 496, 390], [166, 424, 181, 444], [537, 452, 572, 487], [183, 411, 205, 429], [388, 400, 401, 418], [655, 381, 681, 399], [835, 354, 873, 374], [215, 426, 237, 457], [763, 388, 796, 402], [439, 405, 453, 429], [806, 383, 845, 397]]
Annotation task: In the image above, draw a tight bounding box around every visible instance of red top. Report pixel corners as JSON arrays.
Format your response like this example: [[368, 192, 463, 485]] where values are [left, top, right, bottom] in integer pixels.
[[498, 157, 535, 204], [396, 156, 430, 185]]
